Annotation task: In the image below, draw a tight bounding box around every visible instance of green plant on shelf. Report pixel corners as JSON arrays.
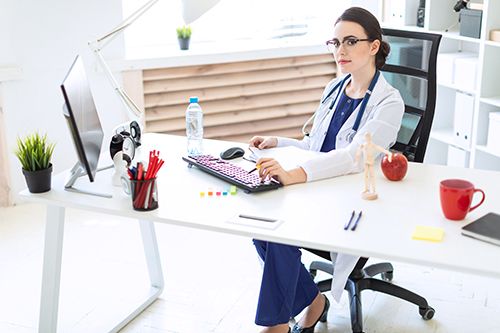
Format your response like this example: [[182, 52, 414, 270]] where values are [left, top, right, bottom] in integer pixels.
[[176, 25, 192, 39]]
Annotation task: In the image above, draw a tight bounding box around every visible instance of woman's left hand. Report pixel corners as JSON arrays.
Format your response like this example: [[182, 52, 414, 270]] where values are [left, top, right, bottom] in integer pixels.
[[257, 157, 307, 185]]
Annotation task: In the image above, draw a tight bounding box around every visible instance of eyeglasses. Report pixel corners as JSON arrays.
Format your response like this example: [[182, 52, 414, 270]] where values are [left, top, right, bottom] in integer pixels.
[[325, 37, 373, 52]]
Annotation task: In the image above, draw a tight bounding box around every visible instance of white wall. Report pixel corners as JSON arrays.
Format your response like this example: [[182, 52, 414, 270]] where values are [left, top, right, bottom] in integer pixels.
[[350, 0, 381, 19], [1, 0, 130, 202]]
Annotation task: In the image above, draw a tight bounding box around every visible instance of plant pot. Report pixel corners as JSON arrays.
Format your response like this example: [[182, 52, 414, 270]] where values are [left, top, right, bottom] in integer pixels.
[[22, 164, 53, 193], [178, 37, 190, 50]]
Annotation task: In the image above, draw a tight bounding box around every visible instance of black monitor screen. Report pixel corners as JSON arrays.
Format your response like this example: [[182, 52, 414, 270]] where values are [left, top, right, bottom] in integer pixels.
[[60, 55, 104, 182]]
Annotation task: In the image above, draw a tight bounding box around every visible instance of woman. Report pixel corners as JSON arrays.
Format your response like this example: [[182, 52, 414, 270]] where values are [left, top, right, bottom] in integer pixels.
[[250, 7, 404, 333]]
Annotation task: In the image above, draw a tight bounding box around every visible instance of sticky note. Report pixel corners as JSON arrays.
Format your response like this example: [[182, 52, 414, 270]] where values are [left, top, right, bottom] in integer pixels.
[[230, 186, 237, 195], [412, 225, 445, 242], [199, 191, 205, 197], [216, 191, 221, 196], [222, 191, 228, 196]]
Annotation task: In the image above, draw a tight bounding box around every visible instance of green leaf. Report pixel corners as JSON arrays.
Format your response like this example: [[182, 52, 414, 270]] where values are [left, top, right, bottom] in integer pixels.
[[176, 25, 192, 39], [13, 132, 56, 171]]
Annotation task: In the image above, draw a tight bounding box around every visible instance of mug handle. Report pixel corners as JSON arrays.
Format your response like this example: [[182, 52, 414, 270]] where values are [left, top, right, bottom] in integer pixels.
[[469, 188, 485, 212]]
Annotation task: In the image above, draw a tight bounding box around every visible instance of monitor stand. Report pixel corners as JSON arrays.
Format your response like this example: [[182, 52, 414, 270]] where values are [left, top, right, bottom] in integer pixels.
[[64, 162, 113, 198]]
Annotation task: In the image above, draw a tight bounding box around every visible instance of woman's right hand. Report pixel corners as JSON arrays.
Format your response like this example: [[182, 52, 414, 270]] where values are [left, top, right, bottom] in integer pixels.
[[249, 136, 277, 149]]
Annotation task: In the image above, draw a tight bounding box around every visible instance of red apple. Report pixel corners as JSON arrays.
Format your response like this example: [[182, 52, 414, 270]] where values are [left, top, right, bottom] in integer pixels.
[[381, 153, 408, 181]]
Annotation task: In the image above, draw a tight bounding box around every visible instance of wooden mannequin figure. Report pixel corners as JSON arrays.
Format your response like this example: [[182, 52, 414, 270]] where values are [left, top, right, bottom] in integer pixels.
[[355, 132, 392, 200]]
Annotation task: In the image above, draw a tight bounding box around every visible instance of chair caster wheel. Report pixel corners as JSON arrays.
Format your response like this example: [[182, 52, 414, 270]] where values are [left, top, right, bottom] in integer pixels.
[[419, 306, 435, 320], [381, 271, 393, 282]]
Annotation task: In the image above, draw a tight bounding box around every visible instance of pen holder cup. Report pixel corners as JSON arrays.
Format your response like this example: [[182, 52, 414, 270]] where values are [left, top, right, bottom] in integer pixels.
[[130, 178, 159, 211]]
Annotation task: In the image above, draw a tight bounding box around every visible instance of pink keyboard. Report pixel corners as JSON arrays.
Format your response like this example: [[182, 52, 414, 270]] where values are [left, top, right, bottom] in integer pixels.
[[182, 155, 282, 193]]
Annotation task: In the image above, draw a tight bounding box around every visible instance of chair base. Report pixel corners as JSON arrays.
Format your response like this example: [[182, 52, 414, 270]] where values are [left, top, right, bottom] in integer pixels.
[[309, 256, 435, 333]]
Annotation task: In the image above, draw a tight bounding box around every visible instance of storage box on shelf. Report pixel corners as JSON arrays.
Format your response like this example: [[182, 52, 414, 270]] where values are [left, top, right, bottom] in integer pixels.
[[454, 57, 479, 92], [491, 30, 500, 42], [487, 112, 500, 155], [436, 51, 478, 88], [447, 145, 470, 167], [459, 9, 483, 38]]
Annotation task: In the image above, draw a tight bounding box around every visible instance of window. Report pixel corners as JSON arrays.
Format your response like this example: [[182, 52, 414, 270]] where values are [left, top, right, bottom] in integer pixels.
[[122, 0, 350, 52]]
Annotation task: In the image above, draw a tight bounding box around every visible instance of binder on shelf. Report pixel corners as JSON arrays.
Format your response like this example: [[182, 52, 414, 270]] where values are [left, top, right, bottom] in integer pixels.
[[382, 0, 419, 26], [453, 91, 474, 150]]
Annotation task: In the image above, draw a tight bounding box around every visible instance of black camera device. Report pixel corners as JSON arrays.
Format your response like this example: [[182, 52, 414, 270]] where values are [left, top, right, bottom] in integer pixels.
[[454, 0, 469, 12], [109, 121, 141, 163]]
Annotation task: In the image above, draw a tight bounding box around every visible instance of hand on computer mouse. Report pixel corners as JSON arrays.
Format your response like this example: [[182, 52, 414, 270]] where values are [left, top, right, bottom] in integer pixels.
[[249, 136, 277, 149]]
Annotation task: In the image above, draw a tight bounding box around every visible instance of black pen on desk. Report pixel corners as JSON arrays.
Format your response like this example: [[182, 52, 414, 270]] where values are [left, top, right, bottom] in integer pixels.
[[351, 211, 363, 231], [344, 210, 355, 230], [238, 214, 277, 223], [248, 164, 261, 174]]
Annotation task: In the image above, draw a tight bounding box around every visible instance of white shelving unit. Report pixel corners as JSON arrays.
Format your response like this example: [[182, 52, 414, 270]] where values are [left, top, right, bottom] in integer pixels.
[[378, 0, 500, 171]]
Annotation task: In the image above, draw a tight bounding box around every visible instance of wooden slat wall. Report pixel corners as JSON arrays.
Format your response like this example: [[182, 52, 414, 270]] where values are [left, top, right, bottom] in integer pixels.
[[142, 54, 337, 142]]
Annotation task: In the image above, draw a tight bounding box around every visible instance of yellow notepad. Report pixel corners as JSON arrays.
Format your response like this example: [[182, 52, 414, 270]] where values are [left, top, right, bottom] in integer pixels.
[[412, 225, 445, 242]]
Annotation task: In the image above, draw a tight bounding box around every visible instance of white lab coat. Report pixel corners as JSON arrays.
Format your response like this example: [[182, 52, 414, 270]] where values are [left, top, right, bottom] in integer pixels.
[[276, 73, 404, 302]]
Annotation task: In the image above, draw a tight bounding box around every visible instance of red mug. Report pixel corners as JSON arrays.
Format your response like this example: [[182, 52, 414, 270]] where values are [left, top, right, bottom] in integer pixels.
[[439, 179, 485, 221]]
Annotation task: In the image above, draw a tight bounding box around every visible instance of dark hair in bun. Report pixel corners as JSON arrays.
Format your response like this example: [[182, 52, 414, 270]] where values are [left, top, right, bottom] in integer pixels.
[[335, 7, 390, 69]]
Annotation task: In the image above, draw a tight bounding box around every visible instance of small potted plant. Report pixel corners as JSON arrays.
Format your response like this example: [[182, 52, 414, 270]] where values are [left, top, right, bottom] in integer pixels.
[[176, 25, 192, 50], [14, 132, 55, 193]]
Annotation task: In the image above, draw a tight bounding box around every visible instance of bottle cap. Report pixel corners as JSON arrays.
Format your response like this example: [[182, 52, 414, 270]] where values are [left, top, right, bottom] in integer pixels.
[[189, 96, 199, 103]]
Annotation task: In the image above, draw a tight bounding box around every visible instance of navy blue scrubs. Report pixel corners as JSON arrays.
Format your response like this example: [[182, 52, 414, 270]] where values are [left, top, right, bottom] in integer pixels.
[[253, 90, 363, 326], [321, 92, 363, 152]]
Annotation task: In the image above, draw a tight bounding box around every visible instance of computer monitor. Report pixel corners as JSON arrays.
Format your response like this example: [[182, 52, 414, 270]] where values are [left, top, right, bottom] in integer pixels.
[[61, 55, 109, 197]]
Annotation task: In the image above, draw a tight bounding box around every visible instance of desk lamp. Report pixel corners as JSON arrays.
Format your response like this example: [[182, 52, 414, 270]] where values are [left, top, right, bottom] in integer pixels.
[[445, 0, 470, 32], [88, 0, 221, 128]]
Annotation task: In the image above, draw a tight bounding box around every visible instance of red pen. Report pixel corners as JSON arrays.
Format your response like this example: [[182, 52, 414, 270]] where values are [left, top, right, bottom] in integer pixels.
[[137, 162, 143, 180], [145, 151, 154, 179]]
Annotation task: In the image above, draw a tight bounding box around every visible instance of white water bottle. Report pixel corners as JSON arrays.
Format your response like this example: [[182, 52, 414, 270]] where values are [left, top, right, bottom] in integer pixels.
[[186, 96, 203, 155]]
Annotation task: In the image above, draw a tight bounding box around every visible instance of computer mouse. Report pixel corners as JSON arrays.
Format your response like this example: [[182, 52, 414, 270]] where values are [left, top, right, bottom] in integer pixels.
[[220, 147, 245, 160]]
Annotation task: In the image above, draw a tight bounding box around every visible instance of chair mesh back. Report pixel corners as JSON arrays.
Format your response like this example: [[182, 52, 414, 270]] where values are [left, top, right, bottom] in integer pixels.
[[381, 29, 441, 163]]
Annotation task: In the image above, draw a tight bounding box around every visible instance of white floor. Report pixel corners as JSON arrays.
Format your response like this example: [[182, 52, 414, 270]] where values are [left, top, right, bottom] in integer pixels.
[[1, 203, 500, 333]]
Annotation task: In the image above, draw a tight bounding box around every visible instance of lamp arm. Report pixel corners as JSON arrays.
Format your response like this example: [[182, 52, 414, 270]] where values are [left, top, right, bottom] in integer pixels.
[[88, 0, 159, 124], [93, 50, 143, 120], [92, 0, 160, 50]]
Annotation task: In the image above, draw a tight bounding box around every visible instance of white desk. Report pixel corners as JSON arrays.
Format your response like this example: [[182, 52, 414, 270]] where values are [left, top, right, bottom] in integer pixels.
[[21, 133, 500, 333]]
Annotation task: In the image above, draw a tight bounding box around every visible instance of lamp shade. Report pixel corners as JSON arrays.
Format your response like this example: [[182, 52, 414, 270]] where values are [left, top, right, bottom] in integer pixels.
[[181, 0, 221, 24]]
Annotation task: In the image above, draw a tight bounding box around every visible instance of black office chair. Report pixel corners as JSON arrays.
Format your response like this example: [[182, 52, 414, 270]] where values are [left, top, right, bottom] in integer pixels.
[[305, 29, 442, 333]]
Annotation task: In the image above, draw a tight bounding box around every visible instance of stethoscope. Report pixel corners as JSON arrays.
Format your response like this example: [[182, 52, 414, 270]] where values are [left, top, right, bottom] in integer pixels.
[[301, 70, 380, 143]]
